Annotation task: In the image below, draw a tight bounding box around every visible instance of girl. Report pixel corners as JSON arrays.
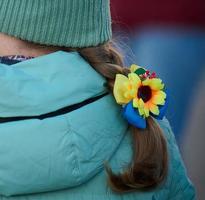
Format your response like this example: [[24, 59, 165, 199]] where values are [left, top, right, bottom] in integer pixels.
[[0, 0, 195, 199]]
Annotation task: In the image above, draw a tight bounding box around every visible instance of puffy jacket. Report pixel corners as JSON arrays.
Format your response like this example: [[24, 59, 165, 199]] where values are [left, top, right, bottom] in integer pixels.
[[0, 51, 195, 199]]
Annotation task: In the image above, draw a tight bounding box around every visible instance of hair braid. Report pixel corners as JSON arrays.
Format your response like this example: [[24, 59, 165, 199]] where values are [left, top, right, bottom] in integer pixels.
[[77, 41, 168, 192]]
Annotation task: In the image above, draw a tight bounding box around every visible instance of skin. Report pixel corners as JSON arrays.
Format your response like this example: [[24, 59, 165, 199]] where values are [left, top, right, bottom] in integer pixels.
[[0, 33, 64, 57]]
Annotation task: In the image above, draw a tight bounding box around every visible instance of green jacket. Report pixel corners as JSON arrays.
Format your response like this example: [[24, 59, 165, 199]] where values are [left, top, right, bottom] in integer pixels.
[[0, 51, 195, 199]]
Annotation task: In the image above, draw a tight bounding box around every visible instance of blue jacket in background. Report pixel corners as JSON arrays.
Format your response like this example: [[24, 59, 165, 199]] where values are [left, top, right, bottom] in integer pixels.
[[0, 51, 195, 199]]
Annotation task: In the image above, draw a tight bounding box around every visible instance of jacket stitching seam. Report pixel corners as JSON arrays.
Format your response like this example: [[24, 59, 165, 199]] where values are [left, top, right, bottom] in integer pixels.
[[64, 116, 81, 184]]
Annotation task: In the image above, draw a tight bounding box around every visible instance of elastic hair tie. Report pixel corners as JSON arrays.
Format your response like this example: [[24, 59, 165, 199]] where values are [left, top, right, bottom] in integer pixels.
[[113, 64, 168, 129]]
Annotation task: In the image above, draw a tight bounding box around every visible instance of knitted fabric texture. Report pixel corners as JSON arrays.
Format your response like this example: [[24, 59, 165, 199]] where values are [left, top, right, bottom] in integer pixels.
[[0, 0, 112, 47]]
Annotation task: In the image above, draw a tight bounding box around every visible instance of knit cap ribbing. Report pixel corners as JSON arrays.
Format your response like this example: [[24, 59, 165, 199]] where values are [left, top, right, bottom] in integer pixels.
[[0, 0, 112, 47]]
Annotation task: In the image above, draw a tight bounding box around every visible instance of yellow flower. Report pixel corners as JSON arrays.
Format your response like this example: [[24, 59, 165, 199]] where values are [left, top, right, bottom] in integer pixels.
[[113, 73, 141, 104], [113, 70, 166, 118]]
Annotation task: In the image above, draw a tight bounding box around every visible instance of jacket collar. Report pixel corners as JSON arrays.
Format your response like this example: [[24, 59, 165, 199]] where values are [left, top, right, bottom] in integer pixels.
[[0, 50, 107, 117]]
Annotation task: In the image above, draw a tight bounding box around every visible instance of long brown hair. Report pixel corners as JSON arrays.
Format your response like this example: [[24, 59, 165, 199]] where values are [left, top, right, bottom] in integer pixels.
[[69, 41, 168, 192]]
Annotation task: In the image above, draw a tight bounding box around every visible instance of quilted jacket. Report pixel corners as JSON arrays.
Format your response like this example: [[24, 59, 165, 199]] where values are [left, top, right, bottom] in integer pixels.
[[0, 51, 195, 199]]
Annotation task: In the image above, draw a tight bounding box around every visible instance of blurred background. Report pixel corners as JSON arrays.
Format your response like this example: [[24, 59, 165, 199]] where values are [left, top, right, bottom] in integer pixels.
[[110, 0, 205, 199]]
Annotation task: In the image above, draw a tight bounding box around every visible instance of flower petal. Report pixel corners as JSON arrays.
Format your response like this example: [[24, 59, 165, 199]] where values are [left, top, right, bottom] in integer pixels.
[[137, 98, 147, 117], [154, 90, 169, 119], [143, 106, 150, 117], [138, 98, 144, 108], [148, 102, 160, 115], [138, 107, 145, 116], [151, 90, 166, 105], [143, 78, 164, 90], [113, 74, 131, 104], [130, 64, 140, 73], [133, 98, 139, 108], [128, 73, 141, 88]]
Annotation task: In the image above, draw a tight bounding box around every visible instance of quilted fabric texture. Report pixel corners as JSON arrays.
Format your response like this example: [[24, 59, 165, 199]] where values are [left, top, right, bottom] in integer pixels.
[[0, 51, 195, 199]]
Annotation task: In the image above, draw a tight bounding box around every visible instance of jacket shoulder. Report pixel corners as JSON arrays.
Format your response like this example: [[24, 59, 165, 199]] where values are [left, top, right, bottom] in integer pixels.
[[4, 118, 195, 200]]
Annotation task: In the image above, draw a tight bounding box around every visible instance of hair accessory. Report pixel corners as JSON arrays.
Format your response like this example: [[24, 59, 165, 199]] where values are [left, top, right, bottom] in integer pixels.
[[113, 64, 168, 129]]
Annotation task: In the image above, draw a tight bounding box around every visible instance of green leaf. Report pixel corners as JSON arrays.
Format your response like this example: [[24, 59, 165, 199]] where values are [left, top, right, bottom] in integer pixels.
[[134, 68, 146, 75]]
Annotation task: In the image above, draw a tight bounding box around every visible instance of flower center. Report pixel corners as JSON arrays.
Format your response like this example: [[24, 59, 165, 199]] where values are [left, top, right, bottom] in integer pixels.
[[137, 86, 152, 102]]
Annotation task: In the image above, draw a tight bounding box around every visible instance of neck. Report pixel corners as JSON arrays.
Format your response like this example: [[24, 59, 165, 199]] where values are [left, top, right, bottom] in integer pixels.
[[0, 33, 62, 57]]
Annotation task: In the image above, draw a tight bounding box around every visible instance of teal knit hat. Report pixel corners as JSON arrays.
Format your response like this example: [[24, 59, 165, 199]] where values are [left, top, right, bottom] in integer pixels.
[[0, 0, 112, 47]]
